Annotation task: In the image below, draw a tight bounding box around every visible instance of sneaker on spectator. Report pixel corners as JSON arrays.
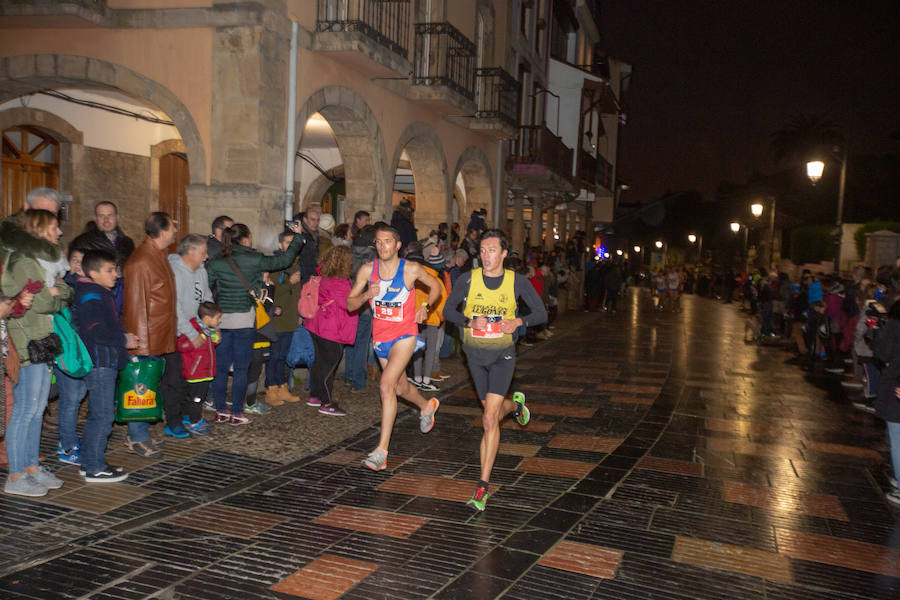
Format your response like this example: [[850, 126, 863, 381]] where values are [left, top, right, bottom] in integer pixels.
[[202, 398, 215, 411], [84, 466, 129, 484], [215, 410, 232, 424], [417, 380, 439, 392], [362, 448, 388, 471], [244, 402, 272, 415], [420, 397, 440, 433], [229, 412, 252, 425], [430, 371, 451, 381], [79, 464, 125, 476], [306, 396, 322, 407], [886, 489, 900, 507], [348, 386, 366, 394], [164, 424, 190, 439], [318, 404, 347, 417], [57, 442, 82, 466], [4, 475, 48, 497], [31, 466, 63, 490], [182, 417, 213, 436]]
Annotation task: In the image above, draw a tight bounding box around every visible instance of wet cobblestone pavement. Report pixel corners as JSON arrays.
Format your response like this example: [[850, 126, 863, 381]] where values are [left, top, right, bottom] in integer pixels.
[[2, 289, 899, 599]]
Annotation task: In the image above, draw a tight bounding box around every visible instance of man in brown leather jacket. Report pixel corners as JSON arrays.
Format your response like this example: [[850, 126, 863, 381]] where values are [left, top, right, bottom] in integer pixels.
[[122, 212, 179, 457]]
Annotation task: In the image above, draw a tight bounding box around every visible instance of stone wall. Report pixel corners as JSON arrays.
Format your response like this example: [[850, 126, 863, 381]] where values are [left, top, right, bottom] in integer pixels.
[[69, 146, 149, 243]]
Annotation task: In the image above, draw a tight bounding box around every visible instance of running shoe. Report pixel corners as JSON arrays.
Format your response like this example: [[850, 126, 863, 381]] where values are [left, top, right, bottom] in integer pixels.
[[407, 376, 423, 389], [430, 371, 451, 381], [417, 380, 440, 392], [229, 412, 252, 425], [164, 425, 190, 439], [202, 399, 215, 411], [215, 410, 232, 424], [182, 417, 213, 436], [318, 404, 347, 417], [467, 485, 489, 511], [31, 466, 64, 490], [512, 391, 530, 426], [245, 402, 272, 415], [307, 396, 322, 407], [57, 442, 82, 466], [420, 397, 440, 433], [362, 448, 388, 471], [80, 464, 125, 477]]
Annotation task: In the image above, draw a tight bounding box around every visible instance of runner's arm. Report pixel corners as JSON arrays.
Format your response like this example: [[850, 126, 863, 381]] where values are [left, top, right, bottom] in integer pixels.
[[346, 262, 375, 312], [515, 272, 548, 327], [442, 274, 470, 327]]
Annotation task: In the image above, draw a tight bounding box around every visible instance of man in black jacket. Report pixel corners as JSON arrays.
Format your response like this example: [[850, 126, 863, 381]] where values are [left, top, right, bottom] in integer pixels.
[[70, 201, 135, 265]]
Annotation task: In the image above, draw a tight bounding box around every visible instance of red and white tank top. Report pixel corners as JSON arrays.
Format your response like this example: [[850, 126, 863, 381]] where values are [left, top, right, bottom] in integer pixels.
[[369, 258, 417, 342]]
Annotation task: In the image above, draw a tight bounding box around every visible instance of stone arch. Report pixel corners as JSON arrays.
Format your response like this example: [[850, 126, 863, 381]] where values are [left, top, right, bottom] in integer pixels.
[[303, 166, 345, 210], [389, 121, 450, 235], [0, 54, 206, 184], [453, 145, 493, 226], [296, 86, 387, 221], [0, 106, 82, 226]]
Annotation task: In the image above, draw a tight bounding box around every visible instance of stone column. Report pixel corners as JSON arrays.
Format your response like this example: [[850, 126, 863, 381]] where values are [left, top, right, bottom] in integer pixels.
[[558, 209, 568, 245], [545, 205, 555, 250], [511, 194, 525, 255], [529, 196, 543, 249]]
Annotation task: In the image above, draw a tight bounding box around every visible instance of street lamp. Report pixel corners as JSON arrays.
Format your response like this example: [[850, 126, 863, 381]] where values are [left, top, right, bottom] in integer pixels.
[[688, 233, 703, 263], [750, 203, 764, 218], [615, 249, 623, 256], [687, 234, 696, 243], [633, 245, 641, 253], [749, 198, 777, 270], [730, 222, 740, 233], [655, 240, 663, 249], [730, 221, 749, 269], [806, 147, 847, 274]]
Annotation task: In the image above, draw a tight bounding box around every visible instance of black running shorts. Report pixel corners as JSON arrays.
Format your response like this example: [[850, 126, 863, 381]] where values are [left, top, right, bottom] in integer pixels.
[[466, 348, 516, 400]]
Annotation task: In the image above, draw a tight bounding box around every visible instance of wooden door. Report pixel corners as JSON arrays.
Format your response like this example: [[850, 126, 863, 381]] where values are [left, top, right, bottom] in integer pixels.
[[2, 126, 59, 217], [159, 152, 189, 251]]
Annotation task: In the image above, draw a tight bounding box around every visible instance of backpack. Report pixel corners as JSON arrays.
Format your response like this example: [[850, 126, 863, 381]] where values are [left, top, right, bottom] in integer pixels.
[[53, 306, 93, 378], [298, 276, 322, 319]]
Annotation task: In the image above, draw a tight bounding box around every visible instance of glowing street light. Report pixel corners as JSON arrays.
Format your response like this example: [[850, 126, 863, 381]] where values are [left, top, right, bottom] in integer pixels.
[[730, 222, 740, 233], [615, 249, 623, 256], [633, 245, 641, 253], [655, 240, 663, 249], [688, 234, 696, 244], [750, 202, 764, 218], [806, 160, 825, 184]]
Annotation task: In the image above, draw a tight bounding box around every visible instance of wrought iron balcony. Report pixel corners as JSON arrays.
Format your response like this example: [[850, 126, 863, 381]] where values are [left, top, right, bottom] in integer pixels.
[[578, 149, 614, 191], [509, 125, 574, 184], [413, 22, 476, 100], [475, 68, 518, 128], [317, 0, 410, 57]]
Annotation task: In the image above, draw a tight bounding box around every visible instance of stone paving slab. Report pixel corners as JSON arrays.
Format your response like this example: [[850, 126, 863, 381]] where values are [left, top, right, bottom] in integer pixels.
[[1, 292, 899, 599]]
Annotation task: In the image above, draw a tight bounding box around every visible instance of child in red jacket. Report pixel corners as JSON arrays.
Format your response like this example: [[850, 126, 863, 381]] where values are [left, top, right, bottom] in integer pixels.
[[175, 302, 222, 435]]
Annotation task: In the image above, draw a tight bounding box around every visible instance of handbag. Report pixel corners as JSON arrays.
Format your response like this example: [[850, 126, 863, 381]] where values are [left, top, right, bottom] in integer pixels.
[[26, 332, 62, 364], [225, 257, 279, 341]]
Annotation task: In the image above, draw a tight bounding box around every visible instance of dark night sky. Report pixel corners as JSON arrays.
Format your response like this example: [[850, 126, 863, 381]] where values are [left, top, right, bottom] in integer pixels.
[[600, 1, 900, 205]]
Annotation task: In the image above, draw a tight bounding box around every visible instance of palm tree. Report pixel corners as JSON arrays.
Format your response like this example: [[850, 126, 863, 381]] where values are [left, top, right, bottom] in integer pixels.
[[769, 114, 844, 165]]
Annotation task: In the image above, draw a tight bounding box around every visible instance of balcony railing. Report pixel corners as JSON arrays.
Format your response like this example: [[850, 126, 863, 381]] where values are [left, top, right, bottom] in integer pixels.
[[475, 68, 518, 127], [413, 22, 476, 100], [317, 0, 410, 57], [509, 125, 573, 182], [578, 149, 596, 184]]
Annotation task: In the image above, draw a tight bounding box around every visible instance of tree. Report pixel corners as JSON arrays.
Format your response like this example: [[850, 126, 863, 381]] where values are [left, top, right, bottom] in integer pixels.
[[769, 114, 844, 165]]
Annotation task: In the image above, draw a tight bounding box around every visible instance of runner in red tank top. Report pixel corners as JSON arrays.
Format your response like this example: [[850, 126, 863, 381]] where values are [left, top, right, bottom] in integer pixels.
[[347, 224, 443, 471]]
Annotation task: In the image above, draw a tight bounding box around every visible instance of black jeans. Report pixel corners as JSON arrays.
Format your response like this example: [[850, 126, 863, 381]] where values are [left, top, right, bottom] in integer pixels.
[[185, 381, 209, 423], [310, 333, 344, 407], [160, 352, 189, 429]]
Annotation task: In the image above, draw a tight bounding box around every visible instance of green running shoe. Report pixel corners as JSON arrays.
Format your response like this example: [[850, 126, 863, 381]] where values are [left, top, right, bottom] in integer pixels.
[[467, 485, 489, 512], [513, 391, 530, 426]]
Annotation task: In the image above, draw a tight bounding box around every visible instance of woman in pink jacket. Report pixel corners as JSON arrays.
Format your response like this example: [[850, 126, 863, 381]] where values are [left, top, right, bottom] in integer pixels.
[[303, 245, 358, 416]]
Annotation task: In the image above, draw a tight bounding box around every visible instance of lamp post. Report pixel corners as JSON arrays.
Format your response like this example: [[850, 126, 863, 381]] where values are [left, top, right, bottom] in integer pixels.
[[688, 233, 703, 263], [807, 146, 847, 274], [730, 221, 748, 269], [749, 198, 777, 270]]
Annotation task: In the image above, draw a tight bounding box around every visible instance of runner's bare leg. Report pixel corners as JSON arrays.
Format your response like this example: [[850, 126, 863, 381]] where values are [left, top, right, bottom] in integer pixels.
[[480, 392, 516, 482], [375, 336, 428, 452]]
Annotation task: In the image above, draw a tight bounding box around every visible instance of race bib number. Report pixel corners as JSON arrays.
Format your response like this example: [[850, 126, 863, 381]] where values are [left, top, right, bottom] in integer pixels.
[[472, 315, 503, 338], [123, 389, 157, 409], [374, 300, 403, 322]]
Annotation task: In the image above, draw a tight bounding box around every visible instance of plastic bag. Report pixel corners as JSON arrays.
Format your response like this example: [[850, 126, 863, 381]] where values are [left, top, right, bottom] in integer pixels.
[[115, 356, 165, 422]]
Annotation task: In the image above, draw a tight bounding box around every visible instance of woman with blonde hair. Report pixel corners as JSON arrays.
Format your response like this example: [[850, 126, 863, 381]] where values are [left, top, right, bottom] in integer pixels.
[[1, 209, 72, 496], [303, 245, 358, 416]]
